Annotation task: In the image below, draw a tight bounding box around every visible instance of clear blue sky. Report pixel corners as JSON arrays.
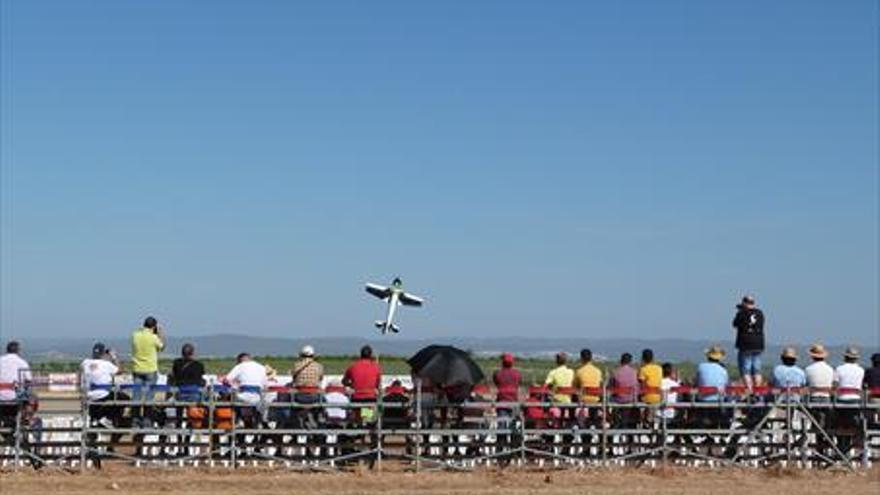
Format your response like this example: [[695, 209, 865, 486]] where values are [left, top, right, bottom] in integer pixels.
[[1, 1, 877, 346]]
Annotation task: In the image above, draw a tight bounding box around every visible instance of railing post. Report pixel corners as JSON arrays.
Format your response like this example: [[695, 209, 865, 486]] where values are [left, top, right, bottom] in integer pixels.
[[79, 372, 88, 470], [415, 379, 422, 473], [12, 392, 21, 471], [600, 381, 607, 466], [376, 388, 383, 472]]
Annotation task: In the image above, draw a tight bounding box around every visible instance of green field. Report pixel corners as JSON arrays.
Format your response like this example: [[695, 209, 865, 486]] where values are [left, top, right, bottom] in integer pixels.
[[33, 355, 710, 385]]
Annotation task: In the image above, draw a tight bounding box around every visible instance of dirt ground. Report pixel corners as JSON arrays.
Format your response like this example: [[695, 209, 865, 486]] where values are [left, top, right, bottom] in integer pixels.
[[1, 466, 878, 495]]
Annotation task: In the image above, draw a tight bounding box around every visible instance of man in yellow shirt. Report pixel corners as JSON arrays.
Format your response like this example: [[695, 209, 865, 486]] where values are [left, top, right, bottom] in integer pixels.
[[573, 348, 603, 403], [544, 352, 574, 404], [130, 316, 165, 427], [638, 348, 663, 405]]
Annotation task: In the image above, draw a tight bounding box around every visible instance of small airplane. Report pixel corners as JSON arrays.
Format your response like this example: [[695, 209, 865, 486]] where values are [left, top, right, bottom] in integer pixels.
[[365, 277, 424, 334]]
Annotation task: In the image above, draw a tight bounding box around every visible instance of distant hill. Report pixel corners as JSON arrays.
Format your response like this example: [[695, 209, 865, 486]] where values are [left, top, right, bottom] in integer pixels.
[[20, 334, 878, 364]]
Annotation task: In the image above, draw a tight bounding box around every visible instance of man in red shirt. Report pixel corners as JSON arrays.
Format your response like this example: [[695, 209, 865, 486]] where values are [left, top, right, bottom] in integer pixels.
[[343, 345, 382, 402], [493, 353, 521, 416]]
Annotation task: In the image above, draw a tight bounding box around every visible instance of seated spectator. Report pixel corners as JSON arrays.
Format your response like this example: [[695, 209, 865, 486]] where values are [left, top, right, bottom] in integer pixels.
[[343, 345, 382, 402], [638, 349, 662, 405], [657, 362, 680, 422], [291, 345, 323, 404], [772, 347, 806, 401], [834, 346, 865, 402], [573, 348, 602, 404], [544, 352, 574, 404], [225, 353, 267, 405], [573, 348, 602, 426], [865, 354, 880, 427], [169, 343, 206, 401], [82, 343, 126, 422], [834, 347, 865, 447], [805, 343, 833, 402], [696, 345, 729, 402], [382, 380, 410, 427], [865, 353, 880, 402], [610, 353, 638, 403], [0, 341, 33, 428], [324, 382, 350, 425], [609, 352, 638, 427], [523, 386, 550, 429], [493, 353, 521, 416], [344, 345, 382, 423]]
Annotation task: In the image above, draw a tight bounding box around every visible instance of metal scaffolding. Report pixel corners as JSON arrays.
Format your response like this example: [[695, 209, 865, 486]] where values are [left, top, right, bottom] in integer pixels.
[[1, 373, 878, 472]]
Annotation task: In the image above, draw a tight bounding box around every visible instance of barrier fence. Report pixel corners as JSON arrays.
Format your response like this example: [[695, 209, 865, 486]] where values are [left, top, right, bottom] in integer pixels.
[[1, 372, 879, 472]]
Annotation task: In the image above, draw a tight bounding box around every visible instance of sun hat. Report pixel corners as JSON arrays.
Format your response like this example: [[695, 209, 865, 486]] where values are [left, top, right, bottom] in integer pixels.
[[781, 347, 798, 360], [808, 343, 828, 359], [705, 345, 726, 361], [301, 345, 315, 357], [843, 346, 860, 360]]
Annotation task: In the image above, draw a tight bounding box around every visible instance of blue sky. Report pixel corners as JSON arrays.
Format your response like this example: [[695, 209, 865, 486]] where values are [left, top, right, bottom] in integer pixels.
[[1, 1, 877, 346]]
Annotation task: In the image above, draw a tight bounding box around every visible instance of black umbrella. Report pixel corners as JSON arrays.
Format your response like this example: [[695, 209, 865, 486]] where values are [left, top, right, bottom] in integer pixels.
[[407, 345, 485, 386]]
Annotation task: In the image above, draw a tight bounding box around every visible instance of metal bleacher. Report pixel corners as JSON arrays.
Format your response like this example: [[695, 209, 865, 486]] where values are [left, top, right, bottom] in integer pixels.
[[1, 372, 879, 472]]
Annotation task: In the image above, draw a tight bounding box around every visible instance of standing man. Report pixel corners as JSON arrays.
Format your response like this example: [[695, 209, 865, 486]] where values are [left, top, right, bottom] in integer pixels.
[[130, 316, 165, 427], [733, 295, 765, 391]]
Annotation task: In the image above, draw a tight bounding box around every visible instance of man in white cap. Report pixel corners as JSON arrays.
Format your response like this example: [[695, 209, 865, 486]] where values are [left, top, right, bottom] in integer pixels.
[[834, 346, 864, 403], [805, 343, 834, 402], [291, 345, 323, 405]]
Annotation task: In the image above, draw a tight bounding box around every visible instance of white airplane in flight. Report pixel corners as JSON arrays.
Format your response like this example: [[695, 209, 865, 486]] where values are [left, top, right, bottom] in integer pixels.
[[365, 277, 424, 334]]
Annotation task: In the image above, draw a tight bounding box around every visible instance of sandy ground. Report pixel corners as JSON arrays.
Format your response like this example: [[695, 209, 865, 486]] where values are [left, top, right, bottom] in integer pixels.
[[1, 466, 878, 495]]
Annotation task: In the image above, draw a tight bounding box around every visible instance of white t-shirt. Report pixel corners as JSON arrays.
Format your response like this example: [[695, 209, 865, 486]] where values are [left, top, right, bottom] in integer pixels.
[[0, 353, 31, 401], [805, 361, 834, 398], [324, 391, 349, 421], [657, 377, 679, 419], [834, 363, 865, 401], [81, 358, 119, 400], [226, 360, 267, 405]]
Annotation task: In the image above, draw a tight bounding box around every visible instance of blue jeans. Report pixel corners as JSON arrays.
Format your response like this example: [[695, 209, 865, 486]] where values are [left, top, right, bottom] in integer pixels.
[[737, 351, 762, 377], [132, 372, 158, 426]]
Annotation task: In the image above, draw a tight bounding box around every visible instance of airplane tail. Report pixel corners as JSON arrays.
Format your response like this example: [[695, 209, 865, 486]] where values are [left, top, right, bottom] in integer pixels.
[[374, 321, 400, 334]]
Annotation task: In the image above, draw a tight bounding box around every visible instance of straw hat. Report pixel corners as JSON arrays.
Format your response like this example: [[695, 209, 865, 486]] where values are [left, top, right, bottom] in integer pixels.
[[705, 345, 726, 361], [781, 347, 798, 360], [843, 346, 860, 360], [808, 343, 828, 359]]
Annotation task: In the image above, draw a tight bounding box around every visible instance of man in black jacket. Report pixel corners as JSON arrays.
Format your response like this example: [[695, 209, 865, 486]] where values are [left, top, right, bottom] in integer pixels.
[[733, 295, 765, 391]]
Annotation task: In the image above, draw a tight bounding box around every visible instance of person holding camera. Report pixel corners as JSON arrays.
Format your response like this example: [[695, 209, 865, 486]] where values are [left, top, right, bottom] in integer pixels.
[[130, 316, 165, 427]]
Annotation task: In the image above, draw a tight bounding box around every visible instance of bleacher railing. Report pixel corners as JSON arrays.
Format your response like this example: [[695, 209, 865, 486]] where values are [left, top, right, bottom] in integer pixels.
[[2, 374, 879, 471]]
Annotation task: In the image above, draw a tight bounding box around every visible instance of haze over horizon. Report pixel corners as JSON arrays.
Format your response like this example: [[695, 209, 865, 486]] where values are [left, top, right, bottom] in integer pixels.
[[1, 2, 878, 346]]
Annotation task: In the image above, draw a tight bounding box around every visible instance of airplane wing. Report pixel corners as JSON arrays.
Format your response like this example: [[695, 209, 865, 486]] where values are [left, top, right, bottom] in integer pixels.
[[365, 283, 391, 300], [399, 292, 424, 307]]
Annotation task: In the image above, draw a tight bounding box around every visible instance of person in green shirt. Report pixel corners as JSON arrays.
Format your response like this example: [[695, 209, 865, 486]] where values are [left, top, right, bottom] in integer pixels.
[[130, 316, 165, 427]]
